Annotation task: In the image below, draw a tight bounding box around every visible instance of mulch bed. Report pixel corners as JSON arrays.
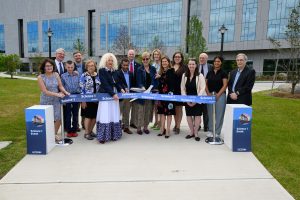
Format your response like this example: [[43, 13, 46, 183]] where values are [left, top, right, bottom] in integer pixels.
[[270, 91, 300, 99]]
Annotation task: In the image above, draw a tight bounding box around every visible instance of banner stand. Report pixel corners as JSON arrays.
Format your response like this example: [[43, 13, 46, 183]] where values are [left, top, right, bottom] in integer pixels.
[[205, 93, 224, 145], [56, 104, 72, 146]]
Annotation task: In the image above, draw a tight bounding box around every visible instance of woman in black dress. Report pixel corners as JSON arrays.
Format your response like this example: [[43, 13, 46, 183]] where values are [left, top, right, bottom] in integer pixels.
[[172, 52, 186, 134], [156, 56, 176, 138], [181, 58, 206, 141]]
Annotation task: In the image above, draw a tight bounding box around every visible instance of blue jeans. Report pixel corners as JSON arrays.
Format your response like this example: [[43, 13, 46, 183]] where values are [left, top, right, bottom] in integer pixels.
[[65, 102, 79, 132], [207, 93, 226, 137]]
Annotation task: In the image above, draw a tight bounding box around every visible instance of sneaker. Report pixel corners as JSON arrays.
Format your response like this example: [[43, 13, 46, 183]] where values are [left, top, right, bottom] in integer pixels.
[[206, 132, 213, 137]]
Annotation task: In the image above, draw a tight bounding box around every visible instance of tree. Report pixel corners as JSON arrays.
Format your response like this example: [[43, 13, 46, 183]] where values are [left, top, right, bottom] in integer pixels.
[[268, 2, 300, 94], [112, 25, 135, 56], [148, 35, 165, 52], [73, 38, 86, 55], [30, 52, 44, 73], [186, 16, 207, 58], [285, 2, 300, 94], [0, 54, 22, 78]]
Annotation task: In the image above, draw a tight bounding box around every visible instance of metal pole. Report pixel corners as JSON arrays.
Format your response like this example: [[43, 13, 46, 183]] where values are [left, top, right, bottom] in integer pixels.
[[48, 36, 51, 58], [220, 33, 224, 57], [57, 104, 72, 146]]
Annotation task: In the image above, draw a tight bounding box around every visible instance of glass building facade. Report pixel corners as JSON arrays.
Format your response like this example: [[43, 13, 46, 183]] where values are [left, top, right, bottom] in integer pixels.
[[27, 21, 38, 53], [241, 0, 258, 41], [100, 0, 182, 50], [0, 24, 4, 53], [267, 0, 299, 39], [209, 0, 236, 43], [42, 17, 85, 52]]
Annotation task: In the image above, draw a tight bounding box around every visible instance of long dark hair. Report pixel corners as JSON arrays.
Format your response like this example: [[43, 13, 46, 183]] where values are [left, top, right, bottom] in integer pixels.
[[172, 51, 185, 75], [39, 58, 56, 74], [185, 58, 199, 78], [158, 56, 171, 75], [213, 55, 224, 68]]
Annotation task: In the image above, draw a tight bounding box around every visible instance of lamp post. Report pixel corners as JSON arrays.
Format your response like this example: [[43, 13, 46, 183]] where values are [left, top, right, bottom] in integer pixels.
[[47, 28, 53, 58], [219, 24, 227, 57]]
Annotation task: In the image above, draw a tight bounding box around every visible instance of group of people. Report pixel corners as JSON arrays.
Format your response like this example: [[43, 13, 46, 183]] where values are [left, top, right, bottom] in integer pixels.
[[37, 48, 255, 144]]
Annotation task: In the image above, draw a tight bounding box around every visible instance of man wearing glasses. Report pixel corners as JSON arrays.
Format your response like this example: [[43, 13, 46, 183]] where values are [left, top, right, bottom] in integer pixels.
[[227, 53, 256, 106]]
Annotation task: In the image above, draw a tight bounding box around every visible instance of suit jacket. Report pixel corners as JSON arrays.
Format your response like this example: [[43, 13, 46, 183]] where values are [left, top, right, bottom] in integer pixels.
[[227, 66, 255, 106], [74, 62, 86, 75], [130, 60, 141, 88], [136, 65, 158, 90], [199, 63, 213, 78], [98, 68, 123, 96], [116, 69, 134, 90], [54, 60, 66, 76]]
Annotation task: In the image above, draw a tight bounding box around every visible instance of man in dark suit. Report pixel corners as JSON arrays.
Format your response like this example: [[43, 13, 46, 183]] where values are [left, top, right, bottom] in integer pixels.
[[54, 48, 66, 76], [198, 53, 213, 132], [227, 53, 256, 106], [117, 58, 134, 134], [127, 49, 141, 128]]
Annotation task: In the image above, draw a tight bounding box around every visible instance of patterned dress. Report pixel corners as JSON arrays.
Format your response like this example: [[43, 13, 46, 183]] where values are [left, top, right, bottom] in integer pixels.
[[40, 73, 61, 121], [157, 69, 175, 116]]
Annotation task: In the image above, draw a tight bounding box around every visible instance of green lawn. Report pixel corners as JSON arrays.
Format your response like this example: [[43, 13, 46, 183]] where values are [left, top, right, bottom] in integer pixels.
[[0, 78, 39, 178], [252, 91, 300, 200], [0, 78, 299, 199]]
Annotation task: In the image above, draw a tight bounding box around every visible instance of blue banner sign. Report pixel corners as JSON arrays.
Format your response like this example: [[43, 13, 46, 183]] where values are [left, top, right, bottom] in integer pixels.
[[61, 93, 216, 104]]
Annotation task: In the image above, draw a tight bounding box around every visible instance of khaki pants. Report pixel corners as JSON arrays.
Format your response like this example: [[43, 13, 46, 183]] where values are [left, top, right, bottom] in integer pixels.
[[134, 100, 153, 127], [119, 99, 131, 129]]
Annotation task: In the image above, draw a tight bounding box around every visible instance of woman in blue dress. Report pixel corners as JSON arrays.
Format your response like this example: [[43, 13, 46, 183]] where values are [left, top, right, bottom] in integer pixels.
[[37, 58, 70, 143], [96, 53, 125, 144]]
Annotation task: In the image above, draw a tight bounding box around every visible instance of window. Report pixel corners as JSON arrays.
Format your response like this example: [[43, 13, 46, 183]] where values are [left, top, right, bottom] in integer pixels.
[[241, 0, 258, 41], [267, 0, 298, 39], [209, 0, 236, 43], [42, 17, 85, 52], [27, 21, 39, 53]]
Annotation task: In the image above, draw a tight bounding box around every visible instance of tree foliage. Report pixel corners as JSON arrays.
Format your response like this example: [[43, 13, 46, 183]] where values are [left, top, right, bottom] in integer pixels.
[[73, 38, 86, 55], [112, 25, 136, 56], [148, 35, 165, 52], [0, 54, 22, 78], [186, 16, 207, 58], [269, 2, 300, 94]]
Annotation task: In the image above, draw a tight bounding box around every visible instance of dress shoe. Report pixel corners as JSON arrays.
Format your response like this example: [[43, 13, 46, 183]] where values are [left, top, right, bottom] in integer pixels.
[[195, 137, 200, 141], [137, 130, 143, 135], [130, 124, 137, 129], [185, 134, 195, 139], [143, 129, 150, 134], [124, 128, 133, 134], [165, 135, 170, 139]]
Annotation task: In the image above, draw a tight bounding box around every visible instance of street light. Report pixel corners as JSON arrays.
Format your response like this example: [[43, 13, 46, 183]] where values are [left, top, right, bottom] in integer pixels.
[[47, 27, 53, 58], [219, 24, 228, 57]]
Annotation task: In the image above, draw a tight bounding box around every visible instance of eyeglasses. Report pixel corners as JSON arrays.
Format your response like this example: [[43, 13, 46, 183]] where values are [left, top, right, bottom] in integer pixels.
[[142, 58, 150, 61], [45, 65, 53, 68], [236, 59, 245, 62]]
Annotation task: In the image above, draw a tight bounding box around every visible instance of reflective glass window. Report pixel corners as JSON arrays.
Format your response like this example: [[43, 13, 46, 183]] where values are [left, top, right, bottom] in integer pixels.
[[42, 17, 85, 52], [0, 24, 4, 53], [209, 0, 236, 43], [267, 0, 298, 39], [27, 21, 39, 53], [241, 0, 258, 41]]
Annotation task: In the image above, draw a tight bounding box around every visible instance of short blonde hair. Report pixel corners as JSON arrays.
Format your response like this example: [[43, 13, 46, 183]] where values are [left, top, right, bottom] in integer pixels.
[[85, 59, 97, 71], [142, 51, 150, 58], [98, 53, 118, 70]]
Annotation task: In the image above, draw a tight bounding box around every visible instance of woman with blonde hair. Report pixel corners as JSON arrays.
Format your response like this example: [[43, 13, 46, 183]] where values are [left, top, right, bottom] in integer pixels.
[[96, 53, 125, 144]]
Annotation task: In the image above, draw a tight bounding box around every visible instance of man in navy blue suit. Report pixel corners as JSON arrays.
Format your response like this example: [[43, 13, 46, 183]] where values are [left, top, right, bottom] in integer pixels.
[[127, 49, 141, 129], [227, 53, 255, 106], [117, 58, 134, 134]]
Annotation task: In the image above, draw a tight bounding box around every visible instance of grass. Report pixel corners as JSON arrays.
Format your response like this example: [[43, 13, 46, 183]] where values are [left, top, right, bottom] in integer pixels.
[[0, 78, 39, 179], [252, 90, 300, 200], [0, 78, 299, 199]]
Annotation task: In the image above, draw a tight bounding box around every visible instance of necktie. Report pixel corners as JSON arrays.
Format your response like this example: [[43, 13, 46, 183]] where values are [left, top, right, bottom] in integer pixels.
[[130, 62, 134, 73], [200, 64, 204, 76], [232, 69, 241, 92], [59, 62, 64, 75]]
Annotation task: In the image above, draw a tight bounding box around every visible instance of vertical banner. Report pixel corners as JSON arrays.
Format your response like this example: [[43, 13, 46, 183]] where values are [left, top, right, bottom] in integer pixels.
[[232, 107, 252, 152]]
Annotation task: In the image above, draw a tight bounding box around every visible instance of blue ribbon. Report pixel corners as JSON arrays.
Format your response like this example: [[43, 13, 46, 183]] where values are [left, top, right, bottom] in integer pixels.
[[61, 93, 215, 104]]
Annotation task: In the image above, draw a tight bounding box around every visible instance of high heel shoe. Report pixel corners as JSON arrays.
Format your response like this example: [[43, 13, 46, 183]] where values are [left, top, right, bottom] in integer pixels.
[[185, 134, 195, 139], [165, 135, 170, 139]]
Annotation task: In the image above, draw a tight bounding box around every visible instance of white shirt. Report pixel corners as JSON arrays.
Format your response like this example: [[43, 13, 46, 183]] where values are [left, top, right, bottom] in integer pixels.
[[199, 63, 209, 78], [55, 59, 64, 75]]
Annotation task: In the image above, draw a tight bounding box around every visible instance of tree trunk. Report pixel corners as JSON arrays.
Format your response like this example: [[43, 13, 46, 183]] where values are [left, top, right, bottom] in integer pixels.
[[10, 72, 13, 79], [291, 82, 296, 94]]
